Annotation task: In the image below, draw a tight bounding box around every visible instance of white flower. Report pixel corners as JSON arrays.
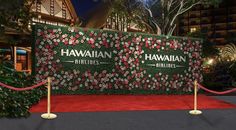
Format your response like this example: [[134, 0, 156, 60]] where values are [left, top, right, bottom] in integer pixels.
[[166, 88, 169, 91], [69, 40, 73, 44], [79, 32, 83, 35], [113, 50, 117, 54], [110, 42, 114, 47]]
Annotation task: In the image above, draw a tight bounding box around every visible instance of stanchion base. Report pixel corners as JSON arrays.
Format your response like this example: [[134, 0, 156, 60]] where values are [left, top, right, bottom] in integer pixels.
[[41, 113, 57, 119], [189, 110, 202, 115]]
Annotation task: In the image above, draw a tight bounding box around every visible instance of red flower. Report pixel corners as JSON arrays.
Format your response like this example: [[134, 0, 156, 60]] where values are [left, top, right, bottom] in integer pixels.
[[156, 45, 160, 49], [108, 84, 112, 89], [36, 39, 40, 45], [145, 41, 149, 48], [88, 39, 94, 44], [132, 38, 136, 42], [75, 34, 80, 38], [103, 40, 109, 48], [64, 41, 68, 45]]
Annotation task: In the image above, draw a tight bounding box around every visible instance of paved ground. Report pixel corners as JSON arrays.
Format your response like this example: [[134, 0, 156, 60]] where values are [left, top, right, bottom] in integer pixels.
[[214, 96, 236, 104], [0, 96, 235, 130]]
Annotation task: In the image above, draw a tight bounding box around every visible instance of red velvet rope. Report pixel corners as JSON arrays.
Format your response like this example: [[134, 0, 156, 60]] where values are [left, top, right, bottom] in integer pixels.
[[197, 83, 236, 95], [0, 81, 47, 91]]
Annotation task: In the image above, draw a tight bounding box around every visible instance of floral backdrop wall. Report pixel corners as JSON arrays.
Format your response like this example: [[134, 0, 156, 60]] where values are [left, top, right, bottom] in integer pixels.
[[32, 24, 202, 94]]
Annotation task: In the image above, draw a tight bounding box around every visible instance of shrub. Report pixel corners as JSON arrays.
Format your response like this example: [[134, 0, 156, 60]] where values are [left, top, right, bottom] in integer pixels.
[[0, 61, 46, 118]]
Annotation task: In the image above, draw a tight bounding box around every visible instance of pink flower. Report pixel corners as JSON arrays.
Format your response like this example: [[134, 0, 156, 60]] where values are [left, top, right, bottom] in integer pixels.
[[64, 41, 68, 45], [75, 34, 80, 38], [145, 41, 149, 48], [88, 38, 95, 44]]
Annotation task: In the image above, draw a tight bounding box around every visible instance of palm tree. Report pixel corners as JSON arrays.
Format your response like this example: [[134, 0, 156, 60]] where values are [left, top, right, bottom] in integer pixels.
[[219, 43, 236, 62]]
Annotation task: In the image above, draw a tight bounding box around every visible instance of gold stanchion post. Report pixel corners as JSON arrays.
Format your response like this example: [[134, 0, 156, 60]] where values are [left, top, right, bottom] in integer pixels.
[[189, 80, 202, 115], [41, 77, 57, 119]]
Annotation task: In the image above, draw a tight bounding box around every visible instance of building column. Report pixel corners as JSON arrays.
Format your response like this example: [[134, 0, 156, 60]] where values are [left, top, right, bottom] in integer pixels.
[[27, 51, 32, 73], [13, 46, 17, 70]]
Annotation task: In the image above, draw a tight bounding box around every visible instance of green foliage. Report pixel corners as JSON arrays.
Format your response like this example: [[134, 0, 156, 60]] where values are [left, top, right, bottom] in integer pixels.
[[0, 61, 46, 118], [202, 0, 222, 7], [53, 88, 193, 95], [0, 0, 36, 34], [229, 62, 236, 86], [201, 41, 219, 58], [203, 61, 234, 89]]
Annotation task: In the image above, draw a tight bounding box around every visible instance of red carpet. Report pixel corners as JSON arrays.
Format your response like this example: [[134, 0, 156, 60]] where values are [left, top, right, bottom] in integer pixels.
[[30, 95, 236, 113]]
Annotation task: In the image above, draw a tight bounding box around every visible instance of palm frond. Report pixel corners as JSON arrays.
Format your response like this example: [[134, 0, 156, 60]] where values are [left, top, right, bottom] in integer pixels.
[[219, 43, 236, 61]]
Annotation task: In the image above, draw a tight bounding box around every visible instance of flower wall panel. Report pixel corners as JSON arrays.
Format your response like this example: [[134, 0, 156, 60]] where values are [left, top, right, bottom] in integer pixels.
[[32, 24, 202, 94]]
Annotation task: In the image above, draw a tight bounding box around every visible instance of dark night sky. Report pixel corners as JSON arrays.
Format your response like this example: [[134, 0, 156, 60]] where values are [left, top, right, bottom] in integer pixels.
[[71, 0, 103, 21]]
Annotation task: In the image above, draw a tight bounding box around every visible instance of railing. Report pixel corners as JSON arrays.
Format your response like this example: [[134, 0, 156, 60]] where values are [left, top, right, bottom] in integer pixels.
[[189, 80, 236, 115], [0, 77, 57, 119]]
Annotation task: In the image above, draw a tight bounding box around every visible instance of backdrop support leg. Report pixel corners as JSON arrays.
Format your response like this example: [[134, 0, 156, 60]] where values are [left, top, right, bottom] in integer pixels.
[[41, 77, 57, 119], [189, 80, 202, 115]]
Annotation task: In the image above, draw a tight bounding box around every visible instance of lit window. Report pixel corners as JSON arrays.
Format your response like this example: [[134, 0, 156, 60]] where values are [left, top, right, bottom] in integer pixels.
[[190, 27, 197, 32]]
